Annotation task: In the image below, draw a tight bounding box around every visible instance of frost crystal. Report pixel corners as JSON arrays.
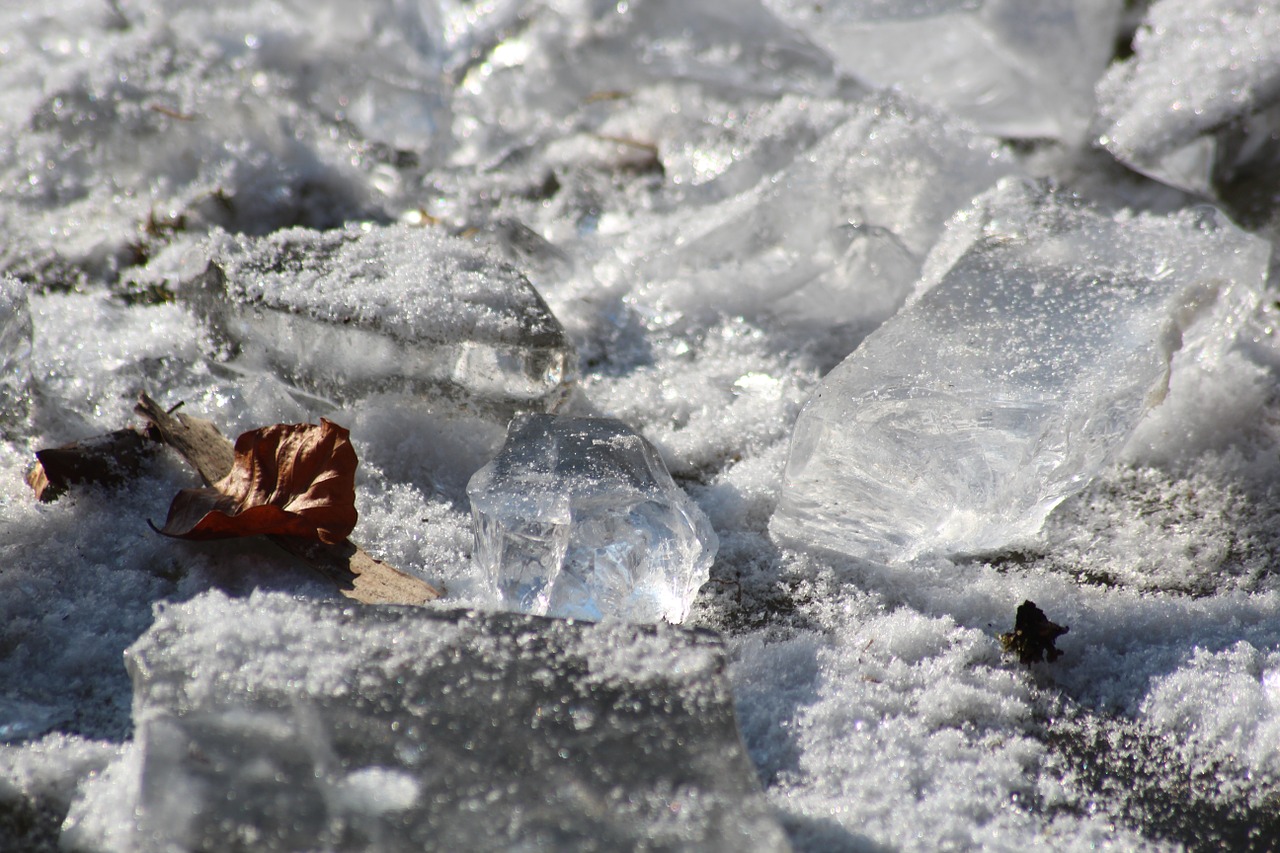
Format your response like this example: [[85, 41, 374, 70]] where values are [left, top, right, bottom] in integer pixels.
[[772, 179, 1272, 564], [468, 414, 717, 623]]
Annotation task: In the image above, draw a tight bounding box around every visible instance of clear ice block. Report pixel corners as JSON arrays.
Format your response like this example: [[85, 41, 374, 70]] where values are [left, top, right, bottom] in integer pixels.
[[771, 179, 1271, 564], [165, 224, 577, 415], [1094, 0, 1280, 196], [762, 0, 1121, 142], [117, 591, 785, 853], [467, 414, 718, 623]]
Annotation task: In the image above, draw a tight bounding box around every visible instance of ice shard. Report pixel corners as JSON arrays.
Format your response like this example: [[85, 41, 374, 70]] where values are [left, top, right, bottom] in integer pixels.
[[772, 179, 1271, 564], [0, 276, 32, 431], [165, 224, 577, 416], [762, 0, 1121, 142], [625, 93, 1017, 336], [468, 414, 717, 624], [1094, 0, 1280, 197], [449, 0, 839, 165], [116, 591, 786, 853]]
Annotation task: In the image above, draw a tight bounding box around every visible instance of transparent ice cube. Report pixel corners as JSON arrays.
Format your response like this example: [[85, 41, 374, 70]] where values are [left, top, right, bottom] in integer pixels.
[[468, 414, 718, 623], [163, 224, 577, 416], [772, 179, 1272, 564], [113, 591, 785, 852]]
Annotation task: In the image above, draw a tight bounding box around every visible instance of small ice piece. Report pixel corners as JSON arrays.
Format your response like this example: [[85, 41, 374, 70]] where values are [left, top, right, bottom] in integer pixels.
[[166, 224, 577, 415], [762, 0, 1121, 142], [114, 591, 785, 852], [772, 179, 1271, 564], [0, 276, 32, 432], [467, 414, 717, 623], [1094, 0, 1280, 196]]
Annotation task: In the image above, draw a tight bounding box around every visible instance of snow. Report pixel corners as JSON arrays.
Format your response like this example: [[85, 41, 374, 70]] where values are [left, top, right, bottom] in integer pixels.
[[4, 0, 1280, 850]]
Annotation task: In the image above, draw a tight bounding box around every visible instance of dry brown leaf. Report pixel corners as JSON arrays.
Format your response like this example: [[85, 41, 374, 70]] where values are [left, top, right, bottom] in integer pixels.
[[156, 418, 357, 544]]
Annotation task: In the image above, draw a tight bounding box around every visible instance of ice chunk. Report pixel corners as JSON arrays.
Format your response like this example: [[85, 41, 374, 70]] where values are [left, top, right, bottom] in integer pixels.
[[624, 93, 1017, 337], [112, 591, 785, 852], [449, 0, 839, 166], [772, 179, 1271, 564], [0, 277, 32, 432], [467, 414, 717, 623], [162, 224, 576, 415], [762, 0, 1121, 142], [1094, 0, 1280, 197]]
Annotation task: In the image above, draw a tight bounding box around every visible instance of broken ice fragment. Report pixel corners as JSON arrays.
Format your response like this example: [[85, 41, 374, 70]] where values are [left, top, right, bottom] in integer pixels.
[[1094, 0, 1280, 197], [468, 414, 717, 623], [763, 0, 1121, 142], [626, 92, 1017, 338], [114, 591, 785, 852], [166, 224, 576, 415], [772, 179, 1271, 564], [0, 276, 32, 432]]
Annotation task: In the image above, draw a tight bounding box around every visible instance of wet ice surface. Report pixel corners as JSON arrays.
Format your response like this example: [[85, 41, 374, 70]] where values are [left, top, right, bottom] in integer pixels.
[[6, 0, 1280, 851], [468, 414, 717, 623], [60, 592, 785, 852]]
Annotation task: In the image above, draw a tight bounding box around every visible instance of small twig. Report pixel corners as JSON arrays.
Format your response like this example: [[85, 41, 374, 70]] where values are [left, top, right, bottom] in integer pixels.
[[148, 103, 198, 121]]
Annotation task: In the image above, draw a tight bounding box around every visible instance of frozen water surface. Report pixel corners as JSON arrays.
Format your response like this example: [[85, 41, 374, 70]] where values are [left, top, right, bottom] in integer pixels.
[[6, 0, 1280, 851], [62, 591, 786, 853], [468, 414, 717, 623], [773, 179, 1271, 563]]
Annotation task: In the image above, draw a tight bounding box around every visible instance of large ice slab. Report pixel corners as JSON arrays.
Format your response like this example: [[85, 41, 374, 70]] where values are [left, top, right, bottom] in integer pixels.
[[1094, 0, 1280, 197], [762, 0, 1121, 142], [160, 224, 576, 415], [772, 179, 1271, 564], [110, 591, 786, 852], [468, 414, 717, 623]]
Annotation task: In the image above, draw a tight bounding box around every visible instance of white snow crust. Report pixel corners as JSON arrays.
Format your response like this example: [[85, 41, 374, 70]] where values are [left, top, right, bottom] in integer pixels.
[[4, 0, 1280, 851]]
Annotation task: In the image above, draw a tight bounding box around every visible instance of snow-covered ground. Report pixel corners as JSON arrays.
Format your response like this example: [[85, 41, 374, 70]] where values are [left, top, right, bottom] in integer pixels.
[[4, 0, 1280, 849]]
